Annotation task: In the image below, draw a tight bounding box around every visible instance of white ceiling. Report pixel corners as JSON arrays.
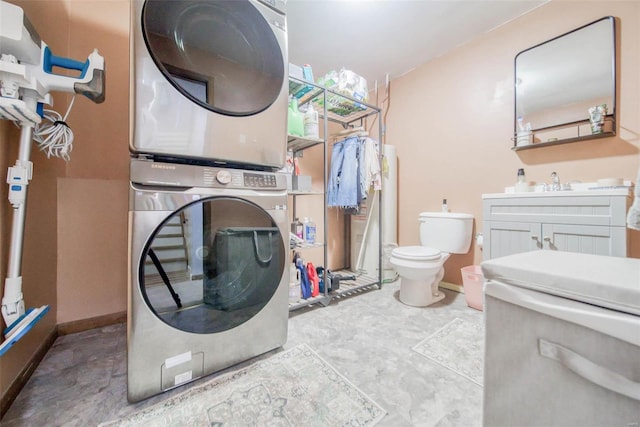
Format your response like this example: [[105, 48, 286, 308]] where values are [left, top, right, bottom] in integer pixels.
[[287, 0, 548, 87]]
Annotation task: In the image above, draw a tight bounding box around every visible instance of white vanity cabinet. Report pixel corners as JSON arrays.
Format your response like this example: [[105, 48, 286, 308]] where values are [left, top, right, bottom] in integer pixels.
[[482, 190, 632, 260]]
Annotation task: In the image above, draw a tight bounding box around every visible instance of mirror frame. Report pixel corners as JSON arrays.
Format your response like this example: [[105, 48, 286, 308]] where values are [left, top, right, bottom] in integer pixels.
[[513, 16, 617, 150]]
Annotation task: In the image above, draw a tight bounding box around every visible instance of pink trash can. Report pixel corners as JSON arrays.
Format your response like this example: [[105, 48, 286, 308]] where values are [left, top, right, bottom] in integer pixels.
[[461, 265, 484, 311]]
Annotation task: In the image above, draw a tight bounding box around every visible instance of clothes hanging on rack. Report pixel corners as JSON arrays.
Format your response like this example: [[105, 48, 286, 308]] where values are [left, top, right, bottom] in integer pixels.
[[328, 136, 359, 208], [328, 135, 380, 209], [359, 137, 381, 200]]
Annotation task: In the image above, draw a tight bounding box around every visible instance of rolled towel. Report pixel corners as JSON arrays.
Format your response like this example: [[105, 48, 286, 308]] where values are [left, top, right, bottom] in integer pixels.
[[627, 167, 640, 230]]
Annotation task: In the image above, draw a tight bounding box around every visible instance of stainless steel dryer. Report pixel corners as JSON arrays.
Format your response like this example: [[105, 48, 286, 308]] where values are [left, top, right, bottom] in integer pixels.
[[127, 158, 289, 402], [131, 0, 288, 170]]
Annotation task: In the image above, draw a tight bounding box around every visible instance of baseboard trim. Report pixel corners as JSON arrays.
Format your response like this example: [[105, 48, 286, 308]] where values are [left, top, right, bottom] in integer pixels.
[[1, 311, 127, 419], [57, 311, 127, 336], [0, 326, 58, 419], [439, 280, 464, 294]]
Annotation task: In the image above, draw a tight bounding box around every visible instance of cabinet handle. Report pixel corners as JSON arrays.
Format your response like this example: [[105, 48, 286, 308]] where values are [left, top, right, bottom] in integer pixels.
[[531, 235, 542, 248], [543, 235, 557, 250]]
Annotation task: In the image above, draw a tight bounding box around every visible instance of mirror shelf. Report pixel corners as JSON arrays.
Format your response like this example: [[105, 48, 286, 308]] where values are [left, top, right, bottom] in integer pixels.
[[513, 16, 616, 151], [512, 115, 615, 151], [512, 131, 614, 151]]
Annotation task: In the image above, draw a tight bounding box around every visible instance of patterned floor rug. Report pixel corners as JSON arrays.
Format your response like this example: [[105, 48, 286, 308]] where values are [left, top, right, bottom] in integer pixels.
[[100, 344, 386, 426], [412, 317, 484, 386]]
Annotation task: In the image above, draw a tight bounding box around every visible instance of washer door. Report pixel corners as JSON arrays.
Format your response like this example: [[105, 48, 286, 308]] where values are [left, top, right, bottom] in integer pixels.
[[142, 0, 285, 116], [139, 197, 285, 334]]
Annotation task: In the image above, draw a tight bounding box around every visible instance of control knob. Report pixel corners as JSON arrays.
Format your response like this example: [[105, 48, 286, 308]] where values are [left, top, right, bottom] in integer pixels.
[[216, 170, 232, 185]]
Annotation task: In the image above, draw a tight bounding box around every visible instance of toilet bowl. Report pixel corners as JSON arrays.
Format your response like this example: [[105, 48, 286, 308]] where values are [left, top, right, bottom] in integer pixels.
[[391, 212, 473, 307]]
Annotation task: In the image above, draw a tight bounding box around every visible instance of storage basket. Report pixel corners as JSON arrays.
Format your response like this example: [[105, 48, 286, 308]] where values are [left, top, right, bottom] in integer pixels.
[[204, 227, 282, 311]]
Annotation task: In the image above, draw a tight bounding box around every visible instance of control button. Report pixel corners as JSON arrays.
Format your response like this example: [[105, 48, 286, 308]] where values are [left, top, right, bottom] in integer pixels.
[[216, 170, 232, 185]]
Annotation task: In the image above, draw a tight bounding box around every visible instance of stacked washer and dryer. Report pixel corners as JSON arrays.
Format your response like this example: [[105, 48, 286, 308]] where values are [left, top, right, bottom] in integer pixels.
[[128, 0, 290, 402]]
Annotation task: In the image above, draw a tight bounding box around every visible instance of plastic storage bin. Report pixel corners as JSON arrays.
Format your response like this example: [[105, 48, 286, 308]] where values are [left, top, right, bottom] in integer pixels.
[[461, 265, 484, 310]]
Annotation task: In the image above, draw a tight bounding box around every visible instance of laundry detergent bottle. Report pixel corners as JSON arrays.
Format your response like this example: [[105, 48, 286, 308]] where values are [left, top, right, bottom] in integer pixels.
[[287, 96, 304, 137]]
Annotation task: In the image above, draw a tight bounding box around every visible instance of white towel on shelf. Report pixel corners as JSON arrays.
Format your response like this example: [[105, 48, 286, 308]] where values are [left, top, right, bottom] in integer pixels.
[[627, 166, 640, 230]]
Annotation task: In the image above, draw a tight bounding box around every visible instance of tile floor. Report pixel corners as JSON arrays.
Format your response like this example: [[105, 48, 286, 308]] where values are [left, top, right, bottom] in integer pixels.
[[2, 280, 484, 426]]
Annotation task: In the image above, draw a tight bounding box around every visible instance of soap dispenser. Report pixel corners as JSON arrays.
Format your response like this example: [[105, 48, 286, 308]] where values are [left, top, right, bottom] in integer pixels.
[[515, 168, 529, 192]]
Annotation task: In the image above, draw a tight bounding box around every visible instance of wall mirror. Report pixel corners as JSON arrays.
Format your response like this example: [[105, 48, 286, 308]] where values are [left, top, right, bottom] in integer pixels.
[[513, 16, 616, 150]]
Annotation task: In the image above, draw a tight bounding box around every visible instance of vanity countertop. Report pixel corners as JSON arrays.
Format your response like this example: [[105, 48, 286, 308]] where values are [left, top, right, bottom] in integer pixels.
[[482, 187, 632, 199]]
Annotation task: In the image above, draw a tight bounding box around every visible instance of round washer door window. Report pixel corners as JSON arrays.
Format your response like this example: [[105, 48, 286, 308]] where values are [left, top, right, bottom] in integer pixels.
[[139, 197, 285, 334], [142, 0, 284, 116]]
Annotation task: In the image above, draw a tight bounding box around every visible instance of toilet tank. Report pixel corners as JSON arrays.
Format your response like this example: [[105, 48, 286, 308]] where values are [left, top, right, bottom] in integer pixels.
[[419, 212, 474, 254]]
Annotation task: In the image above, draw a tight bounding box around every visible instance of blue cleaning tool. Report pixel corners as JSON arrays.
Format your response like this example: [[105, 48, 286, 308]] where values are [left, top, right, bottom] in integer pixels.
[[0, 305, 49, 356]]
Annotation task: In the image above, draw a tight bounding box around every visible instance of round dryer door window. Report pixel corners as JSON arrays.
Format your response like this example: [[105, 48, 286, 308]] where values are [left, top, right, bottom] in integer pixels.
[[139, 197, 285, 334], [142, 0, 285, 116]]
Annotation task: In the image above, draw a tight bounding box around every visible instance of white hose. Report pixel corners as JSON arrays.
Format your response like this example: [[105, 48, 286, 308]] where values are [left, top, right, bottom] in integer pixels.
[[33, 96, 76, 161]]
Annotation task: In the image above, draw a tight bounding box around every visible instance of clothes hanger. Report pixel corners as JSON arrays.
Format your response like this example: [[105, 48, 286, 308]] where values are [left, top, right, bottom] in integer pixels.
[[330, 126, 369, 141]]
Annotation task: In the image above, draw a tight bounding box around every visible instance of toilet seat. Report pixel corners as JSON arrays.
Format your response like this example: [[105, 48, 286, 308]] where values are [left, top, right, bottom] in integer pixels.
[[392, 246, 441, 261]]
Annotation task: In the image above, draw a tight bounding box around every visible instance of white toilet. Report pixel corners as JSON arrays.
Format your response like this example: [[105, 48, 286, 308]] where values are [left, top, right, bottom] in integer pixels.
[[390, 212, 474, 307]]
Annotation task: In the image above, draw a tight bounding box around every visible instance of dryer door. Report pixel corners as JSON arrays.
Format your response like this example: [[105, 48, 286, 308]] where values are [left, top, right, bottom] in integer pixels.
[[139, 197, 285, 334], [142, 0, 285, 117]]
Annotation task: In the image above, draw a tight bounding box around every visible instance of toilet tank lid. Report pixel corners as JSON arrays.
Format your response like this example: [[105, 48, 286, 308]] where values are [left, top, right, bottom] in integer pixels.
[[419, 212, 474, 220]]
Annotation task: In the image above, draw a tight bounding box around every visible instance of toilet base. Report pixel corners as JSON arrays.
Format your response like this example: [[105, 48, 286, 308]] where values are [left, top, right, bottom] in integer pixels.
[[399, 277, 446, 307]]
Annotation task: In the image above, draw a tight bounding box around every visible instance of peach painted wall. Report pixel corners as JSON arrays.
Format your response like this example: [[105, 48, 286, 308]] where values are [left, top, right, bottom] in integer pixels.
[[387, 0, 640, 285], [1, 0, 130, 403], [56, 0, 130, 324]]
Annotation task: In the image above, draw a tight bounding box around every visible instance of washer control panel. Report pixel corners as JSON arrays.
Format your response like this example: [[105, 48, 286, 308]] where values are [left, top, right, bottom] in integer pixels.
[[130, 158, 285, 190], [243, 172, 277, 188], [204, 170, 277, 188]]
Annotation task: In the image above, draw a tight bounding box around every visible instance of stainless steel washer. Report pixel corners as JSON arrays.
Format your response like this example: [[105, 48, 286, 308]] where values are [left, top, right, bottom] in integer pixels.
[[127, 158, 289, 402], [131, 0, 288, 170]]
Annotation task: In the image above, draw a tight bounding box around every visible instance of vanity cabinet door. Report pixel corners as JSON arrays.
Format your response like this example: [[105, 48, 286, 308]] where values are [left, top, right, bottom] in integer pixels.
[[484, 221, 540, 261], [482, 193, 631, 260], [540, 224, 627, 257]]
